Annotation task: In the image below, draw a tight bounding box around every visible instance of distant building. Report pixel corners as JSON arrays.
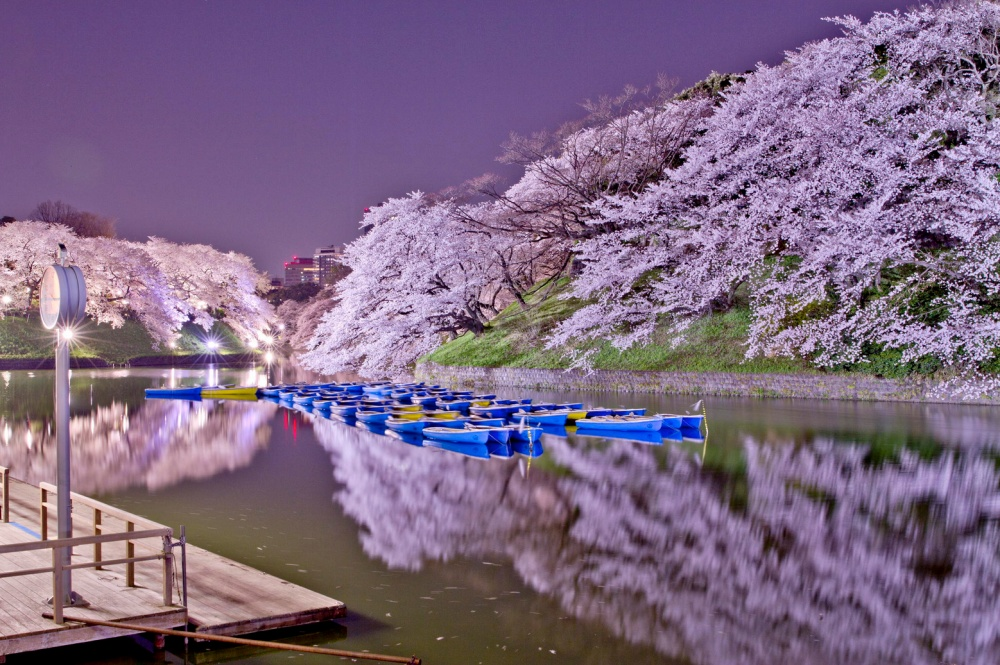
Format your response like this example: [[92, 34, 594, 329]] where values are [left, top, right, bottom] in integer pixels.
[[269, 276, 283, 288], [284, 256, 318, 285], [313, 244, 346, 287]]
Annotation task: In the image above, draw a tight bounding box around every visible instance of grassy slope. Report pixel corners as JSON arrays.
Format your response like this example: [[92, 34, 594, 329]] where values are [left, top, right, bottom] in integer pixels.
[[425, 281, 813, 374], [0, 314, 251, 364]]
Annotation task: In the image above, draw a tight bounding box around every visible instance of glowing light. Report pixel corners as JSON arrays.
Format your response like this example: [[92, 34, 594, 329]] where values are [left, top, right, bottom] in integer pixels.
[[278, 323, 286, 331], [247, 339, 258, 349], [61, 328, 75, 341], [264, 351, 274, 364], [1, 295, 11, 305]]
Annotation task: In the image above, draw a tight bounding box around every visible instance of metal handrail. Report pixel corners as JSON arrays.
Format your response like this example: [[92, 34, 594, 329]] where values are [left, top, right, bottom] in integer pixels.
[[0, 466, 8, 523], [29, 482, 177, 623]]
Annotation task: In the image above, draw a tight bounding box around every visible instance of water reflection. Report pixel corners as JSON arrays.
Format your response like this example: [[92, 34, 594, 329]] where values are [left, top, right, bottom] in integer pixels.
[[312, 412, 1000, 664], [3, 365, 1000, 664], [0, 398, 278, 493]]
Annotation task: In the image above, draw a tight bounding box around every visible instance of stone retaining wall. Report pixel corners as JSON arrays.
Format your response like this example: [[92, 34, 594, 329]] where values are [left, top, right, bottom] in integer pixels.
[[415, 361, 998, 405]]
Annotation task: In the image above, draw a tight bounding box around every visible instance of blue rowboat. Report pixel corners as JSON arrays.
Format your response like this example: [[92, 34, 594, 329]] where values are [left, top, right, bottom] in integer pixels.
[[432, 416, 471, 429], [145, 386, 202, 399], [653, 414, 684, 429], [508, 425, 542, 443], [682, 414, 704, 429], [469, 404, 513, 419], [385, 417, 427, 433], [511, 438, 544, 457], [584, 408, 613, 418], [468, 416, 505, 427], [329, 404, 358, 417], [576, 415, 664, 432], [611, 407, 647, 416], [662, 428, 683, 442], [257, 386, 283, 397], [487, 440, 513, 458], [385, 429, 424, 447], [437, 399, 471, 411], [410, 394, 438, 407], [467, 424, 511, 444], [510, 409, 569, 426], [292, 393, 316, 405], [423, 426, 490, 445], [356, 421, 387, 435], [681, 425, 705, 442], [312, 399, 334, 411], [423, 438, 491, 459], [576, 429, 664, 445], [356, 410, 391, 424]]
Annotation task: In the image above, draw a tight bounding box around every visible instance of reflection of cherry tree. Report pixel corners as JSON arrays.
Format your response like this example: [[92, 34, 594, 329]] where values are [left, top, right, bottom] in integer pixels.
[[0, 399, 276, 493], [311, 418, 571, 570], [313, 416, 1000, 664]]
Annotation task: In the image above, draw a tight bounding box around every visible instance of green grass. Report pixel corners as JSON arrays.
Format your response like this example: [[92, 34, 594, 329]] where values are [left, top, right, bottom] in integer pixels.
[[425, 281, 813, 373], [0, 314, 253, 365]]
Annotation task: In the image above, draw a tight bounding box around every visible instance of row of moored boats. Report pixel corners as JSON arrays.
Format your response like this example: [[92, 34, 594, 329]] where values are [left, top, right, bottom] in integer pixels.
[[144, 380, 705, 460]]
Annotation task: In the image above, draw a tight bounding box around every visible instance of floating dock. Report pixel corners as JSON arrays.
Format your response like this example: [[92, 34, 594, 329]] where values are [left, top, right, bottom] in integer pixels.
[[0, 470, 345, 658]]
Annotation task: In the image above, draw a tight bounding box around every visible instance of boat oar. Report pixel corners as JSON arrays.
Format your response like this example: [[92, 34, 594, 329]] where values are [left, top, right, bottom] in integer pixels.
[[42, 613, 421, 664]]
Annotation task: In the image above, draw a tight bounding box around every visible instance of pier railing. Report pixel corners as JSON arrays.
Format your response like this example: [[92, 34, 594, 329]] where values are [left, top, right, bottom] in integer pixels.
[[0, 480, 177, 624], [1, 465, 8, 523]]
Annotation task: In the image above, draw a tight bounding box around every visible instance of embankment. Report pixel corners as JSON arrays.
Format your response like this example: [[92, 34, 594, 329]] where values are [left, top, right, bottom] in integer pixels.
[[415, 361, 998, 406]]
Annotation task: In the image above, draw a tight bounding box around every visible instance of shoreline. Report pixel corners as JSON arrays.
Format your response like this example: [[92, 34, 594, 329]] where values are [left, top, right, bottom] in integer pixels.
[[415, 361, 998, 406], [0, 352, 260, 371]]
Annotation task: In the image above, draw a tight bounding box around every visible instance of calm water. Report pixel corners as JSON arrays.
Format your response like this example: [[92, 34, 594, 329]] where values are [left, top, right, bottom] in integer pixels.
[[1, 365, 999, 665]]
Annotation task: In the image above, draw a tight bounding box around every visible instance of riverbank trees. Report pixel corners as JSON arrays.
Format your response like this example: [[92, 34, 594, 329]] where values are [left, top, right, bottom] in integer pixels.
[[0, 221, 273, 347], [301, 1, 1000, 395]]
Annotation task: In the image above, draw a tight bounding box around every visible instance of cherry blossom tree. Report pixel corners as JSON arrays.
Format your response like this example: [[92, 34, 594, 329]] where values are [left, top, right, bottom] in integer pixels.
[[302, 193, 509, 377], [0, 221, 75, 316], [72, 237, 188, 344], [550, 1, 1000, 392], [144, 237, 273, 344], [0, 222, 272, 347]]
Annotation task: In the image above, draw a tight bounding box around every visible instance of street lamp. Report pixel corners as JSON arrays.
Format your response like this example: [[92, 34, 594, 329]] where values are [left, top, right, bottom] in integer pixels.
[[39, 244, 89, 614]]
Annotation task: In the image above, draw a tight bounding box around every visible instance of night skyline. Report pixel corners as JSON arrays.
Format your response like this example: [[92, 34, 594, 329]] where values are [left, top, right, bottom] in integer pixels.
[[2, 0, 914, 276]]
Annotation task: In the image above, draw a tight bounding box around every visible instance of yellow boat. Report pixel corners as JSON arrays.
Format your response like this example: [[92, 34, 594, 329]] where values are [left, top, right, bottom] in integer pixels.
[[389, 409, 424, 421], [424, 410, 460, 420], [201, 386, 259, 399], [566, 409, 588, 421]]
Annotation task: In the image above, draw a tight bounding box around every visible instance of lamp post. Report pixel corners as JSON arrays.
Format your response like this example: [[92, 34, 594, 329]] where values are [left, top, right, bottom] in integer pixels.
[[39, 244, 89, 610]]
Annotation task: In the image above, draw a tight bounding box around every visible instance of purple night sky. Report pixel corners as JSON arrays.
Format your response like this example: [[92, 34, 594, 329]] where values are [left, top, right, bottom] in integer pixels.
[[2, 0, 913, 277]]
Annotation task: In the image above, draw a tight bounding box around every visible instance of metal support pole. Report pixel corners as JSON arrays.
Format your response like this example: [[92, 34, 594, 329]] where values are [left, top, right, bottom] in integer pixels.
[[55, 331, 72, 603], [49, 329, 87, 610]]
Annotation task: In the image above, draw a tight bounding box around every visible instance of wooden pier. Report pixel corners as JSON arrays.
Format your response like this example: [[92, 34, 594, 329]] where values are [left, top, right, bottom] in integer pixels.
[[0, 470, 345, 658]]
